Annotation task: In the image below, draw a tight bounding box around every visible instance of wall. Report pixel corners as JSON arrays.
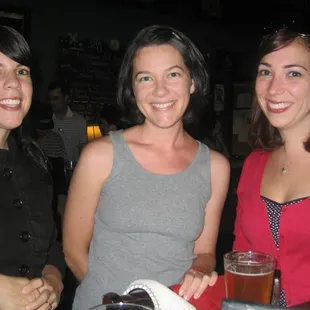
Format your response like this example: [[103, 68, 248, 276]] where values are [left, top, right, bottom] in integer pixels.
[[1, 0, 259, 99]]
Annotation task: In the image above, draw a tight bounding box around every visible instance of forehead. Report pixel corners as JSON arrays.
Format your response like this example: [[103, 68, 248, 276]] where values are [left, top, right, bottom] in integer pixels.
[[133, 44, 185, 70], [0, 51, 20, 67], [261, 40, 310, 66]]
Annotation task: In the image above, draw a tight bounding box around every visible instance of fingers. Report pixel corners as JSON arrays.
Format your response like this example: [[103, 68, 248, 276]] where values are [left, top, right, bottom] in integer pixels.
[[179, 269, 218, 301], [209, 271, 218, 286], [22, 278, 44, 294], [26, 289, 50, 310], [36, 302, 53, 310], [40, 277, 58, 309]]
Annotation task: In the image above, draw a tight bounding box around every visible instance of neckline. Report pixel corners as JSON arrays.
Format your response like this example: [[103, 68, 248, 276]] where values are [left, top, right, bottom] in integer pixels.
[[258, 152, 310, 206], [119, 131, 202, 177], [261, 195, 309, 205]]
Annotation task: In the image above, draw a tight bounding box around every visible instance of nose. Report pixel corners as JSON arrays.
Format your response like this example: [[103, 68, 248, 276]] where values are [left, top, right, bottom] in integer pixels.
[[4, 71, 21, 89], [152, 78, 169, 97], [267, 75, 284, 95]]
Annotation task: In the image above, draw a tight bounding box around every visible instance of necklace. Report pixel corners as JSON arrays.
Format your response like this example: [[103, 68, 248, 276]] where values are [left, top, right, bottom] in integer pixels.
[[281, 166, 288, 175], [281, 158, 292, 175]]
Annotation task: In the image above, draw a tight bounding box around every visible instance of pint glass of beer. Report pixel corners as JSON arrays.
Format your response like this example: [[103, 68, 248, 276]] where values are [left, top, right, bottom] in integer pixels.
[[224, 251, 275, 304]]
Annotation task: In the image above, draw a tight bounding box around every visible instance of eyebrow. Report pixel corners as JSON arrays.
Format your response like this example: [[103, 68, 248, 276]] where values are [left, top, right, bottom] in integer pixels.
[[259, 62, 308, 71], [134, 65, 185, 78]]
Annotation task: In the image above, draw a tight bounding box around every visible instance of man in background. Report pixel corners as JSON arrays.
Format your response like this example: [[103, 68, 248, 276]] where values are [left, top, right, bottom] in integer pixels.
[[48, 79, 87, 164]]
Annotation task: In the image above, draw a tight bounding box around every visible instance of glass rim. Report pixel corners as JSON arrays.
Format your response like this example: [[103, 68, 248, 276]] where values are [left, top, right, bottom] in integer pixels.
[[89, 304, 153, 310], [223, 250, 276, 263]]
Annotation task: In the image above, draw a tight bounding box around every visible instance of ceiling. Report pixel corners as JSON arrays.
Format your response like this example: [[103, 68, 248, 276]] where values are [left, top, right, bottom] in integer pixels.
[[108, 0, 310, 26]]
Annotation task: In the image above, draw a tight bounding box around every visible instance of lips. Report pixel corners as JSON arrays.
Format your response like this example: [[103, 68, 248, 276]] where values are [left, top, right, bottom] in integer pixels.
[[266, 100, 292, 113], [0, 99, 22, 111], [151, 101, 175, 110]]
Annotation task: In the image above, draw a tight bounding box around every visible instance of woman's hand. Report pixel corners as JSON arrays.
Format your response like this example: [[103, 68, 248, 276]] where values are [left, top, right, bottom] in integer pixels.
[[22, 274, 63, 310], [179, 268, 218, 301], [0, 275, 40, 310]]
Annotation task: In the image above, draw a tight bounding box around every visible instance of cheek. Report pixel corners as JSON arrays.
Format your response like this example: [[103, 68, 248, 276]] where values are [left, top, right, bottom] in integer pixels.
[[255, 80, 267, 95], [23, 81, 33, 97], [290, 84, 310, 101], [134, 85, 149, 101]]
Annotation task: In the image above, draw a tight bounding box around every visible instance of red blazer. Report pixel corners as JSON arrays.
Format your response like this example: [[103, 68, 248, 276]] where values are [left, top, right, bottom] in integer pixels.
[[233, 151, 310, 306]]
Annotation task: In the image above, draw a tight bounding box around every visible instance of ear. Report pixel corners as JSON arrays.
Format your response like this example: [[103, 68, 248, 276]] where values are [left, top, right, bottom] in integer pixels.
[[190, 79, 195, 94]]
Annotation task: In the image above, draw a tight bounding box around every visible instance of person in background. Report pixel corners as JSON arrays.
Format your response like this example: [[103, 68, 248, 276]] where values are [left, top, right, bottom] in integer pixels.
[[31, 102, 67, 232], [233, 25, 310, 306], [32, 102, 67, 161], [47, 79, 87, 164], [0, 26, 64, 310], [63, 25, 230, 310]]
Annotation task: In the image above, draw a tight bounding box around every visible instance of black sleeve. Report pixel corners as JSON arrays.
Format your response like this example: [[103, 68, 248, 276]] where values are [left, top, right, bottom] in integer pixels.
[[45, 181, 66, 278]]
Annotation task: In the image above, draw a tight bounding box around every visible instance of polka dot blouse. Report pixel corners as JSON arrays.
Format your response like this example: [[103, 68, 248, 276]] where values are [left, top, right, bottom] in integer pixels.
[[261, 196, 307, 307]]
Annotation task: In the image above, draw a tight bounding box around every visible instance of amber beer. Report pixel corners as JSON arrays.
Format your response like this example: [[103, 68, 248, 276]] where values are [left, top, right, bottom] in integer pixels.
[[224, 251, 275, 304]]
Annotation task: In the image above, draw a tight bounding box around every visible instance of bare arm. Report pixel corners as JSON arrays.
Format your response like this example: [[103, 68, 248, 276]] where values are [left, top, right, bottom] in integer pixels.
[[63, 137, 113, 281], [180, 150, 230, 300], [192, 150, 230, 270]]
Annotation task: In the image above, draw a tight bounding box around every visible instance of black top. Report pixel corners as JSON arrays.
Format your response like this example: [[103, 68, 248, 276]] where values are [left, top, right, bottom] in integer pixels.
[[0, 135, 65, 278]]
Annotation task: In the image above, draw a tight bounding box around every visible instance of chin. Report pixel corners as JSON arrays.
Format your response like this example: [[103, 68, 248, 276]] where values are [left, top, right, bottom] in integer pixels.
[[1, 119, 24, 131]]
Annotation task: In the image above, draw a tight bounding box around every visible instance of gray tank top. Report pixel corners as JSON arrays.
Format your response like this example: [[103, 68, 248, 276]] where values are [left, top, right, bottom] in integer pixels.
[[73, 130, 211, 310]]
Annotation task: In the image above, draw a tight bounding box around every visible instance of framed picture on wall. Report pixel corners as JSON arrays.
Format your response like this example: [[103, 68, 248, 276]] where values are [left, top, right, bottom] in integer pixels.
[[0, 6, 31, 40]]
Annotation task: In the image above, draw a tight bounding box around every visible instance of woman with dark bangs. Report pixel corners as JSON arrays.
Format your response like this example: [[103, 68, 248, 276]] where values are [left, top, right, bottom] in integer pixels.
[[0, 26, 64, 310]]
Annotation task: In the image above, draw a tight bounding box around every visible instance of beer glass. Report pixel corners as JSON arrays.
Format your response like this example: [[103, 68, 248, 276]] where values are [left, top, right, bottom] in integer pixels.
[[89, 305, 153, 310], [224, 251, 275, 304]]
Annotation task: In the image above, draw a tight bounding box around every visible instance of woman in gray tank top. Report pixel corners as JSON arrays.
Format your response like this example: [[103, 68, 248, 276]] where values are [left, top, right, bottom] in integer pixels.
[[63, 25, 230, 310]]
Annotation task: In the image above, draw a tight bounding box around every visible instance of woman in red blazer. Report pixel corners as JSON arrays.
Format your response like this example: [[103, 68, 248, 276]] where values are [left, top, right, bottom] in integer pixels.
[[233, 25, 310, 306]]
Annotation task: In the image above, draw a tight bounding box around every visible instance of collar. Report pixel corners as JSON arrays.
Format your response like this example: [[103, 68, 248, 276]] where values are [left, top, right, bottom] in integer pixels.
[[53, 106, 73, 120]]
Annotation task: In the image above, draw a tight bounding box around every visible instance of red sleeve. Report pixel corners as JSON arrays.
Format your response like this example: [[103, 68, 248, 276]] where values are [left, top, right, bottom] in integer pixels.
[[232, 152, 260, 251]]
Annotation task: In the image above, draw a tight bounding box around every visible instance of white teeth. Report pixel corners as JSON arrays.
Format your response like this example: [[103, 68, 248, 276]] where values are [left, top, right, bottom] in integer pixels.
[[0, 99, 21, 106], [268, 102, 291, 109], [152, 102, 174, 109]]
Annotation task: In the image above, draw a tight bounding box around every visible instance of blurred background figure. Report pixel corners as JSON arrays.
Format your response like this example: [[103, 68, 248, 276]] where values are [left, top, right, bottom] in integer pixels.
[[31, 101, 67, 234], [47, 79, 87, 164]]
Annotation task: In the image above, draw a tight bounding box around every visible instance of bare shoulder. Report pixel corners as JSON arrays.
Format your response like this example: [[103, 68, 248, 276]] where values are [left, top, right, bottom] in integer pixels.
[[208, 150, 230, 206], [210, 149, 231, 174], [77, 136, 114, 177]]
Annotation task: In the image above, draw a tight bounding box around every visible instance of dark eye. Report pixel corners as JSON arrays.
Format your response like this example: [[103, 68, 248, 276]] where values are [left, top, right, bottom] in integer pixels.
[[289, 71, 301, 77], [257, 69, 270, 76], [169, 72, 180, 78], [17, 68, 30, 76], [139, 76, 151, 82]]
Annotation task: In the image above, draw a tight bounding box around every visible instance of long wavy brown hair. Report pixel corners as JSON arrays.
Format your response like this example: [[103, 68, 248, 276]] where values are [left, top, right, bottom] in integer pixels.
[[250, 28, 310, 152]]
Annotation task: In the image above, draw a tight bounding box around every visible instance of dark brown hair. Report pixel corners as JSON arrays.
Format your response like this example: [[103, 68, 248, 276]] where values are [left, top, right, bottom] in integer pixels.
[[0, 26, 50, 172], [251, 27, 310, 152], [117, 25, 209, 126]]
